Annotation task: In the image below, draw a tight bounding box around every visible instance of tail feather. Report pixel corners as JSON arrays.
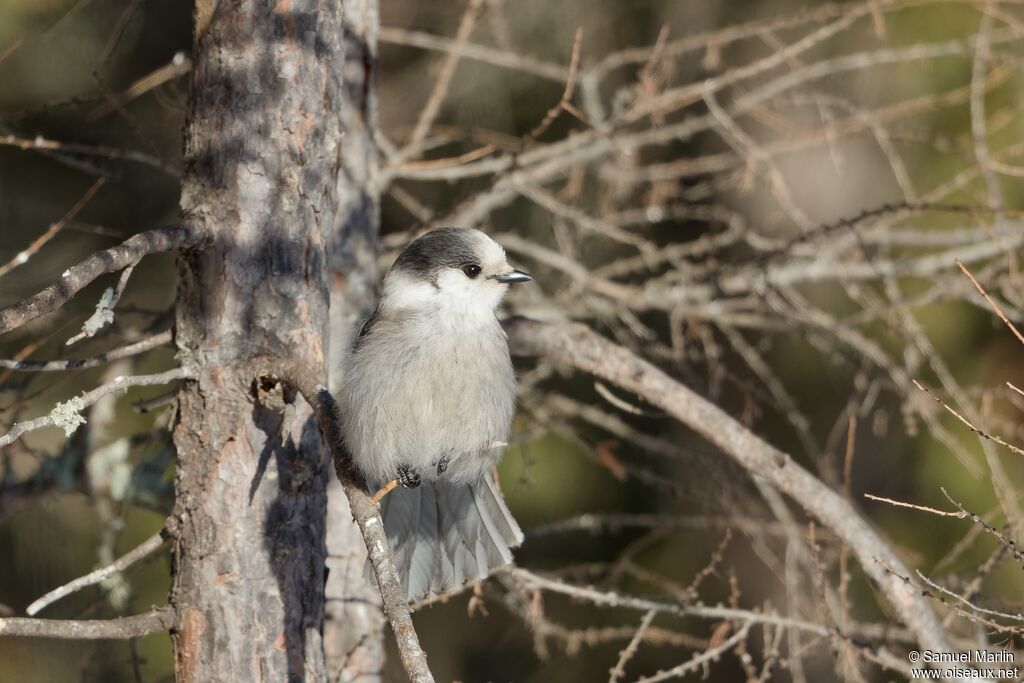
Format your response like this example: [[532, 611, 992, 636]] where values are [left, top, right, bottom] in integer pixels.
[[374, 475, 523, 602]]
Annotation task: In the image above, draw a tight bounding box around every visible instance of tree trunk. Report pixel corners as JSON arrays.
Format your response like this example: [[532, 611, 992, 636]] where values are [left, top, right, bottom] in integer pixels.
[[171, 1, 344, 680], [324, 0, 386, 681]]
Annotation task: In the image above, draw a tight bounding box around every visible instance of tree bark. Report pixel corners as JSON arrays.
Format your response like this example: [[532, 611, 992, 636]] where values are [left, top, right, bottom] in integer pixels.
[[324, 0, 387, 681], [172, 1, 344, 680]]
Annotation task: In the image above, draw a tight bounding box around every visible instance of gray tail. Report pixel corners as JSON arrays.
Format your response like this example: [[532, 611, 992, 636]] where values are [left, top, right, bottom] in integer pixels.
[[374, 475, 524, 602]]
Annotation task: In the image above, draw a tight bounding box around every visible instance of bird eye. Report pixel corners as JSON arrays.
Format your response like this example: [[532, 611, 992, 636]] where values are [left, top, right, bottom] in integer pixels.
[[462, 264, 482, 279]]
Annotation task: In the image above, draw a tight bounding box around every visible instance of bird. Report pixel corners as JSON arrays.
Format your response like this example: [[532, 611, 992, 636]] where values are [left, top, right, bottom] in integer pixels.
[[337, 227, 532, 602]]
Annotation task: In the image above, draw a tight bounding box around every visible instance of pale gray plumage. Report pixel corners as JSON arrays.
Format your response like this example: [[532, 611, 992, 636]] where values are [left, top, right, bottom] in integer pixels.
[[338, 227, 529, 601]]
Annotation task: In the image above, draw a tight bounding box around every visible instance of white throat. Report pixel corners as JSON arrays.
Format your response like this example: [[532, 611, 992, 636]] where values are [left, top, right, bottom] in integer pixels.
[[380, 269, 506, 328]]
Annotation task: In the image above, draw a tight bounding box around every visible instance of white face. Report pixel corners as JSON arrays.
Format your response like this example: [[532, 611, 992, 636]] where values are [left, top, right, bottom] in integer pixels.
[[381, 230, 523, 321]]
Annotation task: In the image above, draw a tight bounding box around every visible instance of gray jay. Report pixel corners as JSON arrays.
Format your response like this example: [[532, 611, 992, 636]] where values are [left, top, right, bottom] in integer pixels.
[[338, 227, 532, 601]]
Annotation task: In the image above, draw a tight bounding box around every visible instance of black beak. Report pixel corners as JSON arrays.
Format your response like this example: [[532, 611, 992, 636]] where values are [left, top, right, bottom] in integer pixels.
[[494, 269, 532, 284]]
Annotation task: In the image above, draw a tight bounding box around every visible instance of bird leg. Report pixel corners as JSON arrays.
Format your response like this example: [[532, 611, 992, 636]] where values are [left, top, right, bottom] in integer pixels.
[[370, 479, 399, 504]]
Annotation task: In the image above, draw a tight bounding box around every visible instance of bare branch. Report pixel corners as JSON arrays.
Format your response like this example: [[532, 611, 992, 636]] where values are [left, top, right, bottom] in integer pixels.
[[608, 609, 656, 683], [0, 134, 180, 177], [863, 493, 962, 518], [402, 0, 485, 156], [27, 530, 168, 616], [0, 368, 189, 448], [0, 607, 173, 639], [378, 27, 568, 82], [634, 623, 751, 683], [957, 258, 1024, 346], [504, 319, 958, 656], [0, 178, 105, 279], [0, 330, 172, 371], [0, 226, 193, 336], [913, 379, 1024, 458]]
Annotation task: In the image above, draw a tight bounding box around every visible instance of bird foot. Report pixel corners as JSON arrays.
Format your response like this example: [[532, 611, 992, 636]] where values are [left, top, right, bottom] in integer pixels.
[[396, 464, 421, 488]]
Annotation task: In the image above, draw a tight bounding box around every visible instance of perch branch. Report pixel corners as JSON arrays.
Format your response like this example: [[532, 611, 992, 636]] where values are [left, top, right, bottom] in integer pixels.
[[504, 319, 958, 657], [251, 359, 435, 683]]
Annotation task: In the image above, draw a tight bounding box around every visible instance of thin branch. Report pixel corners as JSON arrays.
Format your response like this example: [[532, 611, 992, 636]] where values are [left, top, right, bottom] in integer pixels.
[[0, 226, 193, 336], [913, 379, 1024, 458], [527, 27, 583, 142], [0, 178, 106, 279], [956, 258, 1024, 346], [864, 493, 962, 518], [504, 319, 957, 657], [0, 368, 190, 448], [27, 530, 168, 616], [403, 0, 485, 155], [378, 27, 568, 83], [633, 623, 751, 683], [940, 488, 1024, 567], [915, 570, 1024, 624], [65, 263, 136, 345], [608, 610, 656, 683], [0, 134, 180, 177], [0, 330, 172, 371], [0, 607, 173, 639]]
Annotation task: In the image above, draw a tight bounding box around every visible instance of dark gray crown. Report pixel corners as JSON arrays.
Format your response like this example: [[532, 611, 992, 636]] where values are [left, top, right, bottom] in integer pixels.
[[391, 228, 480, 283]]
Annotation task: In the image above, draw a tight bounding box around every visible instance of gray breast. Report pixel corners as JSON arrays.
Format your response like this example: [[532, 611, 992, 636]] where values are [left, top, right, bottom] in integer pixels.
[[340, 311, 516, 486]]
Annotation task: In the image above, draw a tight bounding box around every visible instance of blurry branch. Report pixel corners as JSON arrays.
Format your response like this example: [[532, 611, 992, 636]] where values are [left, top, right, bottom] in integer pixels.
[[526, 28, 584, 143], [502, 567, 915, 674], [26, 530, 168, 616], [378, 27, 568, 82], [607, 610, 656, 683], [402, 0, 485, 156], [970, 14, 1003, 210], [0, 368, 189, 448], [957, 258, 1024, 345], [250, 359, 435, 683], [0, 134, 180, 177], [503, 565, 913, 679], [0, 607, 173, 639], [379, 0, 933, 95], [530, 512, 803, 540], [504, 319, 957, 655], [619, 7, 865, 124], [94, 0, 144, 71], [0, 330, 172, 371], [88, 52, 192, 119], [0, 226, 193, 336], [0, 178, 105, 279], [634, 623, 752, 683]]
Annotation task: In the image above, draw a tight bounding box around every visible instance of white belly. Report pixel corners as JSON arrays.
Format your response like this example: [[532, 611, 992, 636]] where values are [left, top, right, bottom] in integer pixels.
[[338, 312, 516, 485]]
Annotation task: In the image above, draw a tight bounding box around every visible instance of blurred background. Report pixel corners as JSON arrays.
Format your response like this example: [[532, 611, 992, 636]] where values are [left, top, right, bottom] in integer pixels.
[[2, 0, 1024, 681]]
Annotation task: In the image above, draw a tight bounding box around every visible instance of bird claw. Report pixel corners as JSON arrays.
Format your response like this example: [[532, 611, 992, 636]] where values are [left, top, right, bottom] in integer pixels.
[[435, 454, 451, 475], [397, 464, 421, 488]]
